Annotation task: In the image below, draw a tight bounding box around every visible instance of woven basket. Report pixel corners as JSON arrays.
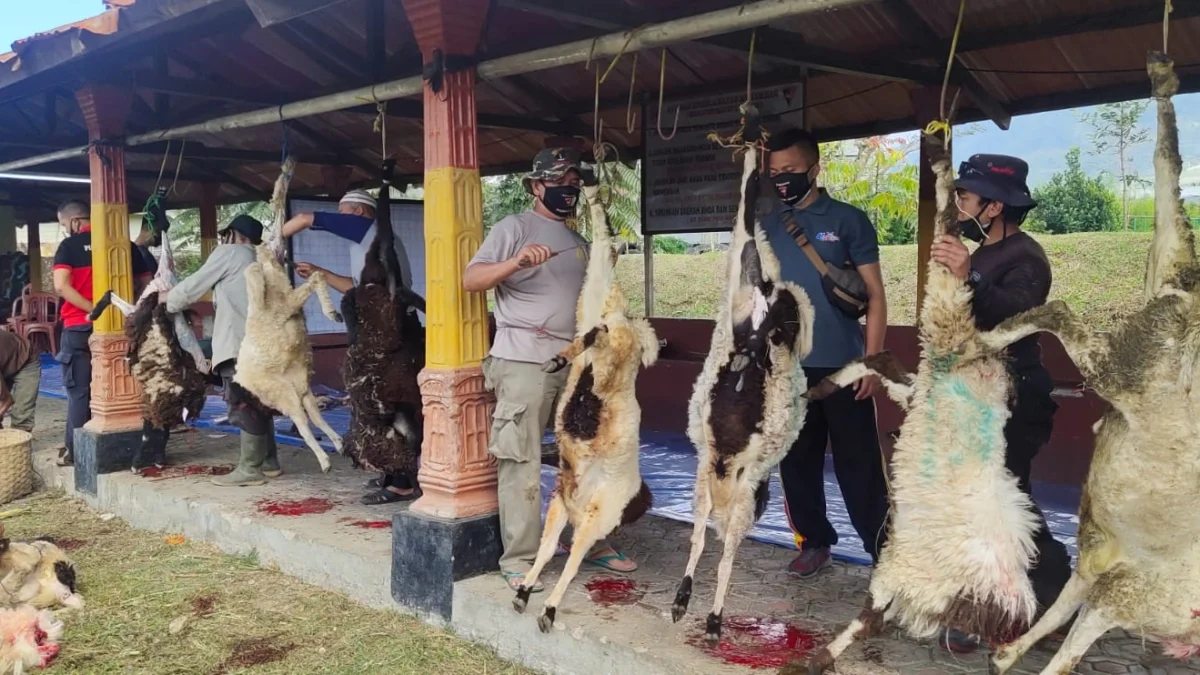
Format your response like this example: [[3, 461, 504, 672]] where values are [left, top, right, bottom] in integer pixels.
[[0, 429, 34, 506]]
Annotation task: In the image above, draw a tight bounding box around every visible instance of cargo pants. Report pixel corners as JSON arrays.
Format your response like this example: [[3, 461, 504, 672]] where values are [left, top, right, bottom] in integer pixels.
[[484, 355, 620, 574], [3, 351, 41, 432]]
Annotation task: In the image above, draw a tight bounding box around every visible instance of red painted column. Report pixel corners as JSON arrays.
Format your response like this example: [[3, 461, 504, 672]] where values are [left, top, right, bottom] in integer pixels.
[[402, 0, 495, 519], [77, 84, 142, 432]]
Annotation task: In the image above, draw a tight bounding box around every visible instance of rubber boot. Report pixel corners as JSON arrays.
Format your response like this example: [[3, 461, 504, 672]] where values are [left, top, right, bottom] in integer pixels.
[[212, 431, 270, 487], [261, 435, 282, 478]]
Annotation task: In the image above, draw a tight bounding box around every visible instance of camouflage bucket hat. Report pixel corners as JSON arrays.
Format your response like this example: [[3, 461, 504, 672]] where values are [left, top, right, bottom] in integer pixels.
[[521, 147, 597, 194]]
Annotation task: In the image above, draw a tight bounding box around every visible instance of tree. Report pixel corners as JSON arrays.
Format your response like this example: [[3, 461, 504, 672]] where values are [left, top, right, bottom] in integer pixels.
[[819, 134, 920, 245], [1026, 147, 1119, 234], [1078, 100, 1151, 230]]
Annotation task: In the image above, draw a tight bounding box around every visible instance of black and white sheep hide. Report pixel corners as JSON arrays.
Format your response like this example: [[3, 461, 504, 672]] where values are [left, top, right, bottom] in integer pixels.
[[125, 298, 210, 430]]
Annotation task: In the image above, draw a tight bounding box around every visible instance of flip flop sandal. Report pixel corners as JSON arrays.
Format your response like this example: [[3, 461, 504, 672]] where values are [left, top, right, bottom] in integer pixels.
[[584, 551, 638, 573], [359, 488, 420, 505], [364, 475, 387, 489], [503, 572, 543, 593]]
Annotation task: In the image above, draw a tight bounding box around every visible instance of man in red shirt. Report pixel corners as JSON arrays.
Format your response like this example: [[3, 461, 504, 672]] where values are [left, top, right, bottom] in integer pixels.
[[52, 200, 151, 465]]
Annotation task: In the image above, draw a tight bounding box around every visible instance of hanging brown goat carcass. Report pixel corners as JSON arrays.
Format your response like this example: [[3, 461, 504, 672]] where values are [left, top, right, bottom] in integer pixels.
[[341, 159, 428, 479]]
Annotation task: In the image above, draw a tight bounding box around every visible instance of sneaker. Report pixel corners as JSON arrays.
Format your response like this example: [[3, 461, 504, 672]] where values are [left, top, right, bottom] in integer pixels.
[[939, 628, 981, 654], [788, 547, 831, 578]]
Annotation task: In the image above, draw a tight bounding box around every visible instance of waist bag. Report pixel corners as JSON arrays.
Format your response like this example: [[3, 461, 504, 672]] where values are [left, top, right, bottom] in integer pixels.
[[780, 210, 869, 319]]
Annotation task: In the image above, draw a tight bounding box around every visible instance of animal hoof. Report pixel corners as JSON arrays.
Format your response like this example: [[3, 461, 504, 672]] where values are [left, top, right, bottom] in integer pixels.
[[541, 357, 567, 374], [513, 587, 531, 614], [671, 604, 687, 623], [537, 611, 555, 633], [318, 459, 332, 473], [704, 631, 720, 645], [330, 312, 344, 323]]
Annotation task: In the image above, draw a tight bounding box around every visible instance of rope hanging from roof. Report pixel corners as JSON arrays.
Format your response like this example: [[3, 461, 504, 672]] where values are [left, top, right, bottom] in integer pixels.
[[923, 0, 967, 149], [1164, 0, 1173, 54]]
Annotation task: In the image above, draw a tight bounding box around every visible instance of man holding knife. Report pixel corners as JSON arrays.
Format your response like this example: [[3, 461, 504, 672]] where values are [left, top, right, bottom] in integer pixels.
[[463, 148, 637, 592]]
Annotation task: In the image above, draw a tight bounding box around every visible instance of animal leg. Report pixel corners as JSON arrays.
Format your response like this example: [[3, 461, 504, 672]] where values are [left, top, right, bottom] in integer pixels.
[[990, 572, 1092, 675], [302, 392, 343, 453], [171, 312, 210, 373], [672, 469, 712, 623], [307, 271, 344, 322], [805, 352, 915, 408], [1031, 604, 1114, 675], [514, 493, 570, 614], [272, 389, 331, 472], [632, 317, 660, 368], [541, 325, 606, 373], [979, 301, 1106, 378], [536, 504, 613, 634], [704, 491, 756, 644], [804, 593, 889, 675]]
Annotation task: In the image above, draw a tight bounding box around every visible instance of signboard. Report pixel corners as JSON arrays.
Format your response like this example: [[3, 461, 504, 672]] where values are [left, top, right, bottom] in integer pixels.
[[643, 83, 805, 234], [288, 198, 426, 335]]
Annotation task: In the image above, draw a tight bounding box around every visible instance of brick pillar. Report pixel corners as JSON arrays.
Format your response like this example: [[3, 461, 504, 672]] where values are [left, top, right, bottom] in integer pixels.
[[74, 84, 142, 494], [911, 87, 944, 321], [199, 183, 219, 261], [393, 0, 499, 622]]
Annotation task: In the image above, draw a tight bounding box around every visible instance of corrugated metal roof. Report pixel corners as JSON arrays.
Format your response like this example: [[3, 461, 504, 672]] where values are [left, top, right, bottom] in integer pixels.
[[0, 0, 1196, 211]]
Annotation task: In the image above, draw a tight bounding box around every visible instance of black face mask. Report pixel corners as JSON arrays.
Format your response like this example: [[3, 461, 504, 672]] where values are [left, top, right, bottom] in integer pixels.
[[958, 202, 992, 243], [541, 185, 581, 218], [772, 170, 814, 206]]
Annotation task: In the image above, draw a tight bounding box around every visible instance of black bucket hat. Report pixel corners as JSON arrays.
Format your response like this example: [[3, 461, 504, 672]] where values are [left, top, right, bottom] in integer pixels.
[[521, 147, 596, 194], [219, 214, 264, 245], [955, 154, 1037, 208]]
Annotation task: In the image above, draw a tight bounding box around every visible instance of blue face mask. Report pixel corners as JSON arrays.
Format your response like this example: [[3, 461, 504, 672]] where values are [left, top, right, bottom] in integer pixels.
[[541, 185, 581, 218]]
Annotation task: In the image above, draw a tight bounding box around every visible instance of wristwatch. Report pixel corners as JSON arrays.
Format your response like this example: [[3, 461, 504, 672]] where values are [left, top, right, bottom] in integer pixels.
[[966, 269, 982, 289]]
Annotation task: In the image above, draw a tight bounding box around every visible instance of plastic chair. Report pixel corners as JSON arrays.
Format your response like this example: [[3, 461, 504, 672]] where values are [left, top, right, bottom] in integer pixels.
[[5, 285, 33, 334], [19, 292, 59, 355]]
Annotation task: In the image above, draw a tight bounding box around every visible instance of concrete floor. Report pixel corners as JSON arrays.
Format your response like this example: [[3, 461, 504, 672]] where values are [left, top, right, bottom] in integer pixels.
[[22, 397, 1200, 675]]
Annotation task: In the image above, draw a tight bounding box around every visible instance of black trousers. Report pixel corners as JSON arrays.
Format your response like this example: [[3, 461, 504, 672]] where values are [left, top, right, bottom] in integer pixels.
[[57, 326, 93, 454], [780, 366, 890, 561], [1004, 367, 1072, 614]]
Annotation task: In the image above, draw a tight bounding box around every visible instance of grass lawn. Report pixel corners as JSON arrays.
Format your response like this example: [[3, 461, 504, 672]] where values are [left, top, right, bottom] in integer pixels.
[[615, 232, 1153, 330], [1, 491, 528, 675]]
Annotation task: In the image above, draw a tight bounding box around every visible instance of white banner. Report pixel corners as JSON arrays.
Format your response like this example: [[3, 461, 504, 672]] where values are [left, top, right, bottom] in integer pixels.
[[644, 83, 805, 234], [288, 199, 426, 335]]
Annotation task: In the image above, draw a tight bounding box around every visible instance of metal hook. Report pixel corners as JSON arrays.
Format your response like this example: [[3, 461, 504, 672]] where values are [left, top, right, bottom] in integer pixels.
[[626, 52, 639, 134], [656, 49, 679, 141]]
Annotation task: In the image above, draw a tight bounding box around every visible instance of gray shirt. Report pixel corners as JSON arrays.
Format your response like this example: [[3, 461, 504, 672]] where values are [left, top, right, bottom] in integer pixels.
[[470, 210, 588, 364], [165, 243, 256, 368]]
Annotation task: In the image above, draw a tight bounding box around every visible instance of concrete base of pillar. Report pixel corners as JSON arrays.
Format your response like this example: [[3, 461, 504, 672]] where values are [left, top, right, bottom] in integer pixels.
[[391, 509, 501, 621], [74, 427, 140, 495]]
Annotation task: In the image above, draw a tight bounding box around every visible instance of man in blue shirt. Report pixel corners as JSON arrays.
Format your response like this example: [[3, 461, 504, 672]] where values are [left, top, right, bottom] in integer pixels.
[[282, 189, 419, 504], [761, 128, 890, 578]]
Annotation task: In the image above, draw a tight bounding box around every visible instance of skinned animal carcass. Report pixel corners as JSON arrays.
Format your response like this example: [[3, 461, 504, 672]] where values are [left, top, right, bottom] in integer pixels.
[[0, 604, 63, 675], [802, 129, 1051, 673], [341, 160, 428, 479], [232, 157, 345, 472], [512, 167, 660, 633], [987, 51, 1200, 675], [670, 107, 815, 644]]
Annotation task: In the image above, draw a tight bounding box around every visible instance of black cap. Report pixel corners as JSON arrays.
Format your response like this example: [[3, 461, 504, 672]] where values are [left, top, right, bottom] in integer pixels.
[[221, 214, 264, 244], [955, 154, 1036, 208]]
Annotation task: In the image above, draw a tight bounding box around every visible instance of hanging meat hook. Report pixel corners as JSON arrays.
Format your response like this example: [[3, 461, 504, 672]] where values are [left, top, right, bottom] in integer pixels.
[[655, 49, 679, 141]]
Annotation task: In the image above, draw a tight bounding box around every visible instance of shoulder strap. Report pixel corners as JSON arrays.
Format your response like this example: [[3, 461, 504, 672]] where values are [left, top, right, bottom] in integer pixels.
[[780, 209, 831, 276]]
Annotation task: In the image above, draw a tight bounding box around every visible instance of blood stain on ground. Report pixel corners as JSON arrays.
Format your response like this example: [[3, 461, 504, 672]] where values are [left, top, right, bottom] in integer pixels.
[[190, 594, 217, 617], [343, 520, 391, 529], [687, 616, 822, 669], [255, 498, 335, 516], [137, 465, 233, 480], [584, 577, 644, 606], [214, 636, 295, 673], [49, 538, 86, 551]]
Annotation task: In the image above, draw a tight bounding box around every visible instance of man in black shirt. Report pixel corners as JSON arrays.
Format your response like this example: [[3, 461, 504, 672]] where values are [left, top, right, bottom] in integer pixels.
[[930, 154, 1072, 652]]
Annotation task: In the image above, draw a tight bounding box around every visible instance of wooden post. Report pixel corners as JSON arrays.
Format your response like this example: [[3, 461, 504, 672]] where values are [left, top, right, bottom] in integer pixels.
[[25, 218, 41, 292], [199, 183, 219, 261], [911, 87, 944, 319]]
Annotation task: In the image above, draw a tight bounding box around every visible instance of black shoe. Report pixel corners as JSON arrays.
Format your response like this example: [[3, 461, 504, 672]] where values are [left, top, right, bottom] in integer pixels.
[[56, 447, 74, 467]]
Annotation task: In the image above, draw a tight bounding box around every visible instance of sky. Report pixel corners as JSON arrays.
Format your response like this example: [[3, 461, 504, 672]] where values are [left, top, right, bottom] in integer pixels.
[[0, 1, 103, 49]]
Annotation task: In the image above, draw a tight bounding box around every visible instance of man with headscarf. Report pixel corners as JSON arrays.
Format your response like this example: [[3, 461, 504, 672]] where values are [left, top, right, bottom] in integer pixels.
[[930, 153, 1072, 652]]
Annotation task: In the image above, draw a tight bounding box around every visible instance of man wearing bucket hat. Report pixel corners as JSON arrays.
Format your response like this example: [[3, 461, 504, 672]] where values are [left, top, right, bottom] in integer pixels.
[[930, 154, 1072, 652], [163, 214, 284, 486], [281, 189, 421, 505], [463, 147, 638, 592]]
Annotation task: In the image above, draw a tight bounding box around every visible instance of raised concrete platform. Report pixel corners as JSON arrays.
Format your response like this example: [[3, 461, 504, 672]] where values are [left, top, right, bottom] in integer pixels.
[[26, 398, 1200, 675]]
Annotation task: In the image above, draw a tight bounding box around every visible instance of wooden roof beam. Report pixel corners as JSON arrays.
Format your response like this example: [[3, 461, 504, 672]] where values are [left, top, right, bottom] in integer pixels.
[[879, 0, 1011, 130], [273, 22, 370, 82]]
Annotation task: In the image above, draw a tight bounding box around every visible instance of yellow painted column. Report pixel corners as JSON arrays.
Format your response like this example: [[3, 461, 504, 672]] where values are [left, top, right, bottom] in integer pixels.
[[78, 85, 142, 432]]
